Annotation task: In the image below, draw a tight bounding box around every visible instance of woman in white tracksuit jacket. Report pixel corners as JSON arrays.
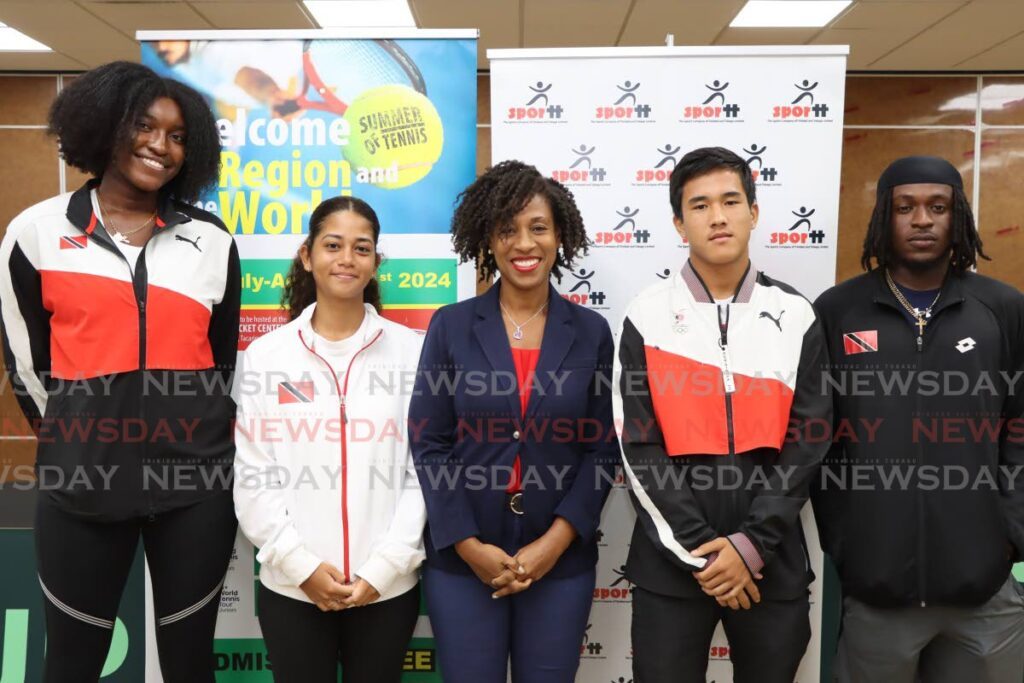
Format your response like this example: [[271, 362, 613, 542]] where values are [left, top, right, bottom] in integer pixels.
[[233, 196, 426, 683]]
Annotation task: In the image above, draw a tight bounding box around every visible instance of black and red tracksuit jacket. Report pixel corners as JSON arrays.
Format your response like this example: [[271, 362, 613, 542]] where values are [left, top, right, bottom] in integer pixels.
[[0, 180, 240, 520], [615, 261, 833, 600]]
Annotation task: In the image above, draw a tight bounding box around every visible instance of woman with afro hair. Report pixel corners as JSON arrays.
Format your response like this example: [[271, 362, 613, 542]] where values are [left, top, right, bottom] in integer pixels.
[[0, 61, 239, 682], [409, 160, 619, 682]]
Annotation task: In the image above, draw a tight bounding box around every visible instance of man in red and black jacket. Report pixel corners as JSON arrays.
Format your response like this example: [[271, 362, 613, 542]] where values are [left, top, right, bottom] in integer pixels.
[[616, 147, 832, 683], [813, 156, 1024, 683]]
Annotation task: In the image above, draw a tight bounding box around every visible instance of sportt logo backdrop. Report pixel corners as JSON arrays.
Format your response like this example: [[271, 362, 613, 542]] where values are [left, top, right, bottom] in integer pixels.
[[491, 44, 848, 682]]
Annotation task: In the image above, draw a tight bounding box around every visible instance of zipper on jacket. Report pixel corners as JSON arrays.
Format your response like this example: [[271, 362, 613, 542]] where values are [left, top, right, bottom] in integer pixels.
[[718, 304, 738, 514], [88, 226, 155, 514], [915, 329, 927, 607], [300, 328, 383, 582]]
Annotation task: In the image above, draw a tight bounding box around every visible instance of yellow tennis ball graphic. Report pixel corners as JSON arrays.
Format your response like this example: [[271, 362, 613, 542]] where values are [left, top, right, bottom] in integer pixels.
[[343, 84, 444, 189]]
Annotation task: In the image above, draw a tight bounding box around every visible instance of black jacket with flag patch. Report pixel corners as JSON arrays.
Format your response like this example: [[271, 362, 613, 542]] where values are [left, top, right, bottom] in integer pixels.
[[813, 269, 1024, 607], [0, 181, 240, 520], [614, 261, 832, 600]]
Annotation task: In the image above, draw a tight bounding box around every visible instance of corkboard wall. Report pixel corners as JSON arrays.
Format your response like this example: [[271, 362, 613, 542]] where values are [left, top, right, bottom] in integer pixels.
[[1, 72, 1023, 508]]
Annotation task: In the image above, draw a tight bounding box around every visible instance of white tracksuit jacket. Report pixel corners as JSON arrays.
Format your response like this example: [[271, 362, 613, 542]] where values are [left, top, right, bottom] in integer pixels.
[[233, 302, 426, 603]]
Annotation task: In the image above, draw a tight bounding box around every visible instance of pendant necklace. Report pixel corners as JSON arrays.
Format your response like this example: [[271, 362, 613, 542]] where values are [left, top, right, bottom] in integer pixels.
[[99, 195, 156, 244], [500, 299, 548, 341]]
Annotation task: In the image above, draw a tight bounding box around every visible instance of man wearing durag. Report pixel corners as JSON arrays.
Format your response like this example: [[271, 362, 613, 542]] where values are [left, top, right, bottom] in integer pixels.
[[812, 155, 1024, 682]]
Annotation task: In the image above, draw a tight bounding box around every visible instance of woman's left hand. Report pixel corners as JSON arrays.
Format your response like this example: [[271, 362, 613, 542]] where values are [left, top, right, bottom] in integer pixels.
[[342, 578, 381, 608], [513, 517, 577, 583]]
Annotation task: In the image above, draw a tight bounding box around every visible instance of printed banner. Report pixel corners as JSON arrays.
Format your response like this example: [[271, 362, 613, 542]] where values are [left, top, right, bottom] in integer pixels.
[[142, 32, 477, 347], [490, 45, 848, 682], [139, 30, 477, 682]]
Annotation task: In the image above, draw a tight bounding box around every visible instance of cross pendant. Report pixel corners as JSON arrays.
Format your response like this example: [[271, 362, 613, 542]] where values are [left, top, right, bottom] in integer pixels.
[[916, 317, 927, 336]]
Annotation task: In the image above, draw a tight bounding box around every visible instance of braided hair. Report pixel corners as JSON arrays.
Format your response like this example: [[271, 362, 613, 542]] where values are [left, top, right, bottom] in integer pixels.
[[860, 185, 988, 274], [450, 160, 589, 282]]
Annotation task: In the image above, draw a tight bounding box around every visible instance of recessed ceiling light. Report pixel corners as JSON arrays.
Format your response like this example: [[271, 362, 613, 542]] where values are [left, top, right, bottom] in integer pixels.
[[304, 1, 416, 28], [730, 1, 852, 28], [0, 22, 52, 52]]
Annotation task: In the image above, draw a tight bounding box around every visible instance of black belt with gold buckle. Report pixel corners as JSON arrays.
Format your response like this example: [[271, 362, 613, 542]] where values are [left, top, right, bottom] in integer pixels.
[[507, 492, 524, 515]]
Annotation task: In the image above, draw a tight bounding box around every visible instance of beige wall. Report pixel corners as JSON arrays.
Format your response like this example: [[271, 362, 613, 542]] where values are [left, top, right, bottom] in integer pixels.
[[2, 71, 1023, 474]]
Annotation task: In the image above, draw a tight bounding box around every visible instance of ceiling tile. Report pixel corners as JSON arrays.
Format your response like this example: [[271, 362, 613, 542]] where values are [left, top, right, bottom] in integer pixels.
[[832, 1, 963, 29], [0, 1, 139, 67], [83, 1, 211, 33], [0, 51, 87, 70], [714, 27, 819, 46], [524, 0, 632, 48], [189, 2, 315, 29], [958, 30, 1024, 69], [619, 0, 745, 46], [812, 27, 917, 69], [871, 1, 1024, 69]]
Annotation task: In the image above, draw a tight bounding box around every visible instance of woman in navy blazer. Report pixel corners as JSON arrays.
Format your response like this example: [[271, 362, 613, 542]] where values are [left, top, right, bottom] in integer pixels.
[[409, 160, 618, 682]]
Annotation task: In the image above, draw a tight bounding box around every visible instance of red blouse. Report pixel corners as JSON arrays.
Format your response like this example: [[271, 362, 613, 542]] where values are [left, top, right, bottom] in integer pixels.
[[508, 347, 540, 494]]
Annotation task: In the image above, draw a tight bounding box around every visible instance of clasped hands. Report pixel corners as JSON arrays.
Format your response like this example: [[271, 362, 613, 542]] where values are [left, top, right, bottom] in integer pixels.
[[692, 537, 764, 611], [300, 562, 381, 612], [456, 519, 576, 598]]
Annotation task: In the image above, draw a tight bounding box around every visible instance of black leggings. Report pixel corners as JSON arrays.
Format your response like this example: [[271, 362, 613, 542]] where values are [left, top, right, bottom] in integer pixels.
[[34, 492, 237, 683], [258, 582, 420, 683]]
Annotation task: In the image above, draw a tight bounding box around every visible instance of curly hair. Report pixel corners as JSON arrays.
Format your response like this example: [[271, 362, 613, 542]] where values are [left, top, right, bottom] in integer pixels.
[[450, 160, 589, 283], [861, 185, 988, 274], [282, 196, 383, 319], [48, 61, 220, 203]]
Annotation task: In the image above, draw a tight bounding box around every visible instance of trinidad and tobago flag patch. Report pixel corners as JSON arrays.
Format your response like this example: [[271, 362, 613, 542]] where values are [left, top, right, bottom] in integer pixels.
[[843, 330, 878, 355], [59, 235, 88, 250], [278, 381, 314, 404]]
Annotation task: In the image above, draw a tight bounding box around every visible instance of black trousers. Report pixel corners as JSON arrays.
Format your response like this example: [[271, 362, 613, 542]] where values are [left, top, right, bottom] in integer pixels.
[[631, 585, 811, 683], [258, 582, 420, 683], [34, 492, 237, 683]]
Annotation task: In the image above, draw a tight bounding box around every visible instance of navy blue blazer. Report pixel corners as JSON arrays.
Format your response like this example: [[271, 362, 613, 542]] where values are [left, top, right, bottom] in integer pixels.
[[409, 281, 618, 578]]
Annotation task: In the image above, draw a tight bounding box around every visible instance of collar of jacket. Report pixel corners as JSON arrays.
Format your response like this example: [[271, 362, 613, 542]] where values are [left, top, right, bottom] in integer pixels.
[[294, 301, 386, 350], [680, 258, 758, 304], [869, 267, 967, 317], [65, 178, 192, 237], [472, 279, 576, 420]]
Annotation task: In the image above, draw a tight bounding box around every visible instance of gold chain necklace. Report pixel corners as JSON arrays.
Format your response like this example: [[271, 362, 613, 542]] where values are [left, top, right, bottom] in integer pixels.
[[885, 270, 941, 339], [98, 195, 156, 244]]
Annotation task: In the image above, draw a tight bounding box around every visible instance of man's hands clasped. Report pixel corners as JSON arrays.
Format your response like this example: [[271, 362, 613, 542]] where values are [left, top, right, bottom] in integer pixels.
[[692, 538, 764, 611]]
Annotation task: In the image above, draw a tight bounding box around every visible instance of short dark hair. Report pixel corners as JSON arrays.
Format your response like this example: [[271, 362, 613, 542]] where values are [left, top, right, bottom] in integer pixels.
[[451, 160, 588, 283], [860, 185, 988, 274], [669, 146, 756, 220], [48, 61, 220, 203], [282, 196, 383, 318]]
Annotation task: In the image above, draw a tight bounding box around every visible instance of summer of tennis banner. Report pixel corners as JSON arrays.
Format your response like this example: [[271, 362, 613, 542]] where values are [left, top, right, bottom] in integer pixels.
[[141, 29, 478, 349], [137, 29, 477, 682], [490, 45, 848, 683]]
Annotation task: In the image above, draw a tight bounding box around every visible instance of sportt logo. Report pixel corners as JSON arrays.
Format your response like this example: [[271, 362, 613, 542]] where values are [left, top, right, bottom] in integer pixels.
[[771, 79, 832, 121], [506, 80, 565, 122], [593, 563, 633, 602], [743, 143, 780, 184], [681, 79, 742, 122], [594, 205, 653, 247], [551, 145, 609, 185], [580, 623, 607, 659], [632, 144, 680, 186], [561, 267, 608, 309], [768, 206, 826, 248], [594, 80, 654, 122]]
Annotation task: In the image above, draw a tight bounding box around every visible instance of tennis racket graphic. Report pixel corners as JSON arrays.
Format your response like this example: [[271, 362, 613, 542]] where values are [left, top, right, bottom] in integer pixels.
[[275, 39, 426, 117]]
